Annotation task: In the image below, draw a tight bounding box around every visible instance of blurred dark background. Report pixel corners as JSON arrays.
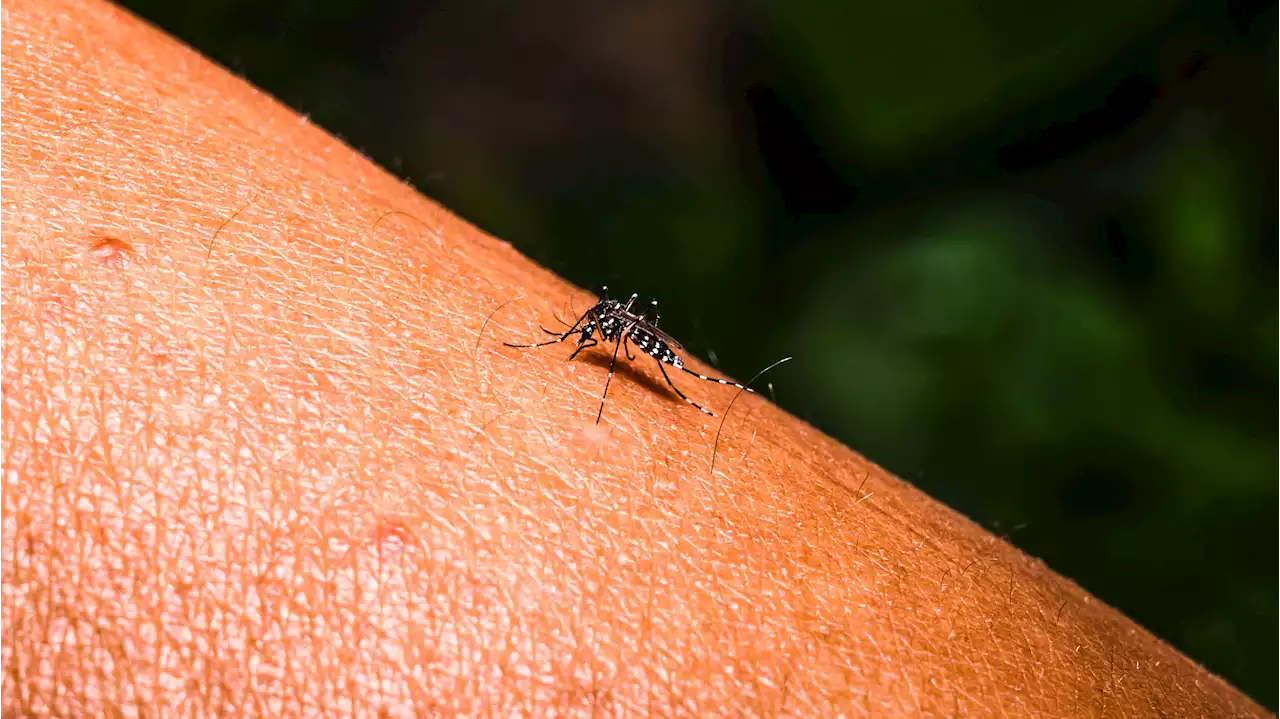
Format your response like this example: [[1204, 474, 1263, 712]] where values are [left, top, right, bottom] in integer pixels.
[[120, 0, 1276, 706]]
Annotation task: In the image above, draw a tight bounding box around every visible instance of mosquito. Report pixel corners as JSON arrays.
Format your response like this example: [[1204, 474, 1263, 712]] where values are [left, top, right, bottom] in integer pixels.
[[503, 287, 754, 423]]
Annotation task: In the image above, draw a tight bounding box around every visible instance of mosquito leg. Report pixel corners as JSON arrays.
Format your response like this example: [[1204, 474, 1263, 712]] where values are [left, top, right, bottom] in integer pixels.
[[505, 307, 592, 348], [596, 334, 628, 424], [567, 337, 597, 361], [656, 361, 715, 416], [679, 365, 755, 393], [504, 335, 570, 349], [624, 334, 637, 361]]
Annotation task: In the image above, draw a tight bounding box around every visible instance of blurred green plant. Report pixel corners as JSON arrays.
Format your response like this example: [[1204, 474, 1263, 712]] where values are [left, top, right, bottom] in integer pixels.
[[760, 0, 1185, 165]]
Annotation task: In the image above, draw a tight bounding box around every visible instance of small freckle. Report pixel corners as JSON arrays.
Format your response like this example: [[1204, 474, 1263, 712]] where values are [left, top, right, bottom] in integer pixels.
[[88, 237, 132, 267]]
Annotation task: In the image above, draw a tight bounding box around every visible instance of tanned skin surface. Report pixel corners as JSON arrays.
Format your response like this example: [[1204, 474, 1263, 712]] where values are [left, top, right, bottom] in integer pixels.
[[1, 1, 1269, 716]]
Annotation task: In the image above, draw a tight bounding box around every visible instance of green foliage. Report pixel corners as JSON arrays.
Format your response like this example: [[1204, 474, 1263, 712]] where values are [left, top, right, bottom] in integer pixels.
[[760, 0, 1183, 163]]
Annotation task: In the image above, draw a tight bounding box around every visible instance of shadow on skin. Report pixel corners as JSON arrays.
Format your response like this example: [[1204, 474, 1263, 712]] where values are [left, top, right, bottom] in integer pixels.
[[577, 348, 683, 404]]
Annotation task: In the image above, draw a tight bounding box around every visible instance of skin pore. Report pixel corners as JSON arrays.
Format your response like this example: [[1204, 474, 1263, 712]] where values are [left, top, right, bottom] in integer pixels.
[[1, 0, 1268, 715]]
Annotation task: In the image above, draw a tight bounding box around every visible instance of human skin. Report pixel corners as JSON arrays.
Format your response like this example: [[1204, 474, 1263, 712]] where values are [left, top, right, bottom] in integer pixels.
[[0, 1, 1268, 716]]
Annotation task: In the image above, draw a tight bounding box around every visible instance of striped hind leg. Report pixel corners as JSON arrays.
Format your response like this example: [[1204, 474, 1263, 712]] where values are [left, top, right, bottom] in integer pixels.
[[656, 362, 716, 417], [679, 366, 756, 393]]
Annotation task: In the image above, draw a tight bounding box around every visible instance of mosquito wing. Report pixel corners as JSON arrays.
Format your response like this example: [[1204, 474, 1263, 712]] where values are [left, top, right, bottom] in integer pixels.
[[639, 321, 683, 350], [604, 304, 684, 349]]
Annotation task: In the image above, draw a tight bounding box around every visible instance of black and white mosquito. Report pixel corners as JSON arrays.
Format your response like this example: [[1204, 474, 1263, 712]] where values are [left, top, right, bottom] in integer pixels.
[[504, 287, 754, 423]]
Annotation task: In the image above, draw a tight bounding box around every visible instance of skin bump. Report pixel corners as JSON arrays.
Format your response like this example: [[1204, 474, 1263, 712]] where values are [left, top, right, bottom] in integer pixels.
[[86, 236, 132, 267]]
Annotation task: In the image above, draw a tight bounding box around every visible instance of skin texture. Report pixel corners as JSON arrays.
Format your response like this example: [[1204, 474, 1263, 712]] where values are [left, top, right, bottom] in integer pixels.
[[1, 1, 1269, 716]]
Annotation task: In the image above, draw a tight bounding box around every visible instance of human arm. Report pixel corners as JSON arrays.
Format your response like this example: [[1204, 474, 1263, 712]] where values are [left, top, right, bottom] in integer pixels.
[[1, 0, 1268, 715]]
